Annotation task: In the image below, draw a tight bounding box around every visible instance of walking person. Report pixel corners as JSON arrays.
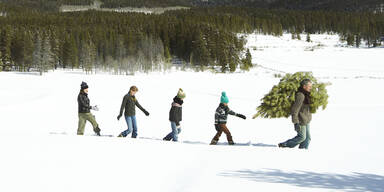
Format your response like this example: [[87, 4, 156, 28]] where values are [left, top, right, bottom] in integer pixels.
[[278, 79, 312, 149], [210, 92, 246, 145], [77, 81, 101, 136], [163, 89, 186, 142], [117, 86, 150, 138]]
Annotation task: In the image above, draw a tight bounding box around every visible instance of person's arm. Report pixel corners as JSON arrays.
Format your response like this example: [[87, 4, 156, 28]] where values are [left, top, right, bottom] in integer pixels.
[[136, 100, 149, 116], [291, 92, 305, 124], [215, 108, 220, 124], [229, 108, 246, 119], [228, 108, 236, 116], [118, 95, 127, 117]]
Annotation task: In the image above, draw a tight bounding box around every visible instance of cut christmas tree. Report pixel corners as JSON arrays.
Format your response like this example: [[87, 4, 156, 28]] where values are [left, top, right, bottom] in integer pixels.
[[253, 72, 330, 119]]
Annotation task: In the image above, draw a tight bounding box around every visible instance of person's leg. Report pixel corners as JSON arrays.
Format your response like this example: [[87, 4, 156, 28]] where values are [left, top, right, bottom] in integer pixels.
[[171, 122, 178, 142], [299, 124, 311, 149], [85, 113, 100, 135], [163, 133, 173, 141], [163, 122, 175, 141], [121, 116, 133, 137], [131, 116, 138, 138], [210, 124, 223, 145], [281, 124, 307, 148], [221, 124, 234, 145], [77, 113, 86, 135]]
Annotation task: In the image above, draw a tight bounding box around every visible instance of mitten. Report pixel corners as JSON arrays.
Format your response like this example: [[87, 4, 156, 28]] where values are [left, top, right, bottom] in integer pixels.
[[91, 105, 99, 111], [236, 114, 246, 120]]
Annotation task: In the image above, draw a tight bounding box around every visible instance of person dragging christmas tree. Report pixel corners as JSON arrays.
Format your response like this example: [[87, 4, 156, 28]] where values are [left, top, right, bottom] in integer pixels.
[[210, 92, 246, 145], [77, 82, 101, 136], [163, 89, 186, 142], [117, 86, 150, 138], [279, 79, 312, 149]]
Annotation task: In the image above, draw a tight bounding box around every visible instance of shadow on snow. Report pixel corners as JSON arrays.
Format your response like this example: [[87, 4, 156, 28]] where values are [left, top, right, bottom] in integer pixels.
[[139, 137, 276, 147], [48, 133, 277, 148], [219, 169, 384, 192]]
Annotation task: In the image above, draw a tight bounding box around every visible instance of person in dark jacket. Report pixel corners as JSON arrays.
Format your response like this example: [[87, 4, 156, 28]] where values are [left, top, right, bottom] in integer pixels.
[[210, 92, 246, 145], [77, 82, 101, 136], [117, 86, 149, 138], [279, 79, 312, 149], [163, 89, 186, 142]]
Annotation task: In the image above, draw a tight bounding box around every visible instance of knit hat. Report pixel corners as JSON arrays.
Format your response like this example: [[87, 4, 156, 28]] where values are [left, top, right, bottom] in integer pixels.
[[220, 91, 229, 104], [177, 88, 186, 99], [81, 81, 88, 90]]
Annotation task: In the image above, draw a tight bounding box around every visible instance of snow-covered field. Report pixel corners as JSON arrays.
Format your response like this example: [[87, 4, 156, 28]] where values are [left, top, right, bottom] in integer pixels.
[[247, 34, 384, 78], [1, 34, 384, 192], [59, 0, 189, 14]]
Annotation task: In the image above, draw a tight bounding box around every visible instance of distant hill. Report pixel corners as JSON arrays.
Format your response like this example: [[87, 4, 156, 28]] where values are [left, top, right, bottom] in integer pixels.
[[0, 0, 93, 11], [0, 0, 383, 12]]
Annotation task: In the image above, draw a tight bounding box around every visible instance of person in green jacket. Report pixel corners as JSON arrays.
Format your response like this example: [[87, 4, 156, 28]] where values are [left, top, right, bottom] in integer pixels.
[[279, 79, 312, 149], [117, 86, 149, 138], [77, 82, 101, 136]]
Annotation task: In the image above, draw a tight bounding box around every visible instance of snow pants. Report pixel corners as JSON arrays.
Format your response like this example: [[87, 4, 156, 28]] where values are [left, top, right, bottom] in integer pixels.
[[212, 124, 233, 143], [77, 113, 99, 135]]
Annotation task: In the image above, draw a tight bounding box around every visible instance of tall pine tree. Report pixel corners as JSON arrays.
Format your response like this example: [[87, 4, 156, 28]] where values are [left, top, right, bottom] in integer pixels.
[[241, 48, 252, 71], [191, 31, 210, 67], [0, 26, 12, 71]]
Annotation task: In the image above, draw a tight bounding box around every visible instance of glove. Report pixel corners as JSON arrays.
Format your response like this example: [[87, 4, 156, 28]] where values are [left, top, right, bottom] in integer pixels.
[[117, 115, 122, 121], [236, 114, 246, 120], [91, 105, 99, 111], [144, 110, 150, 116]]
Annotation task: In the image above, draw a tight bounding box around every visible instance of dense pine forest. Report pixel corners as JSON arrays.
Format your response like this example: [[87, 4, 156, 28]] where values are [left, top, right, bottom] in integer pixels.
[[0, 0, 383, 74]]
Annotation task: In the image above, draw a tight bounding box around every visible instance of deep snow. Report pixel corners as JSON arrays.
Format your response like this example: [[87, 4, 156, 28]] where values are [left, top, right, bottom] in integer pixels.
[[0, 34, 383, 192]]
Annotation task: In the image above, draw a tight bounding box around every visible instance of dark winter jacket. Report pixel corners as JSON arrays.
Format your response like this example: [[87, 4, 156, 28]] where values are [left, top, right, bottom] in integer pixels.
[[298, 87, 312, 105], [78, 91, 91, 113], [119, 93, 147, 117], [291, 91, 312, 125], [215, 103, 237, 125], [169, 96, 183, 125]]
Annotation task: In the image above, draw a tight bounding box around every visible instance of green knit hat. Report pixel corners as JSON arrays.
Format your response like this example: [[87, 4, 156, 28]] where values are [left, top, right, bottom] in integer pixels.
[[177, 88, 186, 99], [220, 91, 229, 104]]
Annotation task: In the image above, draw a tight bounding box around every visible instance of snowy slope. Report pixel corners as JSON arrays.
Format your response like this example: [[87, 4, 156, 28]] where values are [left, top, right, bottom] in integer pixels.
[[247, 34, 384, 78], [0, 34, 384, 192]]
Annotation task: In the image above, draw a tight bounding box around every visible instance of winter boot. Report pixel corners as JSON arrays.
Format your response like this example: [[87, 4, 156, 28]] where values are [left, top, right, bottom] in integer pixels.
[[228, 141, 235, 145], [95, 127, 101, 136], [278, 143, 286, 148], [210, 140, 218, 145], [117, 133, 124, 137]]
